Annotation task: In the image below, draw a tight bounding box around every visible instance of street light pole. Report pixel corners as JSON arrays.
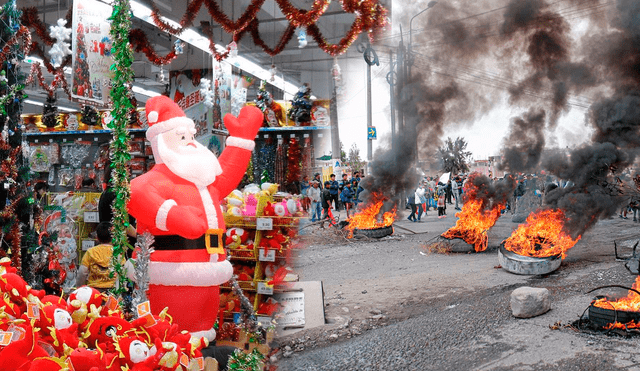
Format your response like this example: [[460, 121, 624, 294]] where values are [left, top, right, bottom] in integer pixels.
[[408, 1, 437, 78]]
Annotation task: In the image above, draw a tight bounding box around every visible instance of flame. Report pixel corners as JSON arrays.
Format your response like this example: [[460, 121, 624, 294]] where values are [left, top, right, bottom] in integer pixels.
[[441, 173, 506, 252], [441, 199, 504, 252], [503, 209, 580, 259], [593, 276, 640, 312], [345, 193, 396, 237], [603, 320, 640, 330]]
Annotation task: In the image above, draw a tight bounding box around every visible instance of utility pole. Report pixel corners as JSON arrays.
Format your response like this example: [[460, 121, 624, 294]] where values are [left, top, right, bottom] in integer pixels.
[[386, 50, 396, 151], [358, 43, 379, 162], [330, 75, 340, 161], [397, 26, 405, 133]]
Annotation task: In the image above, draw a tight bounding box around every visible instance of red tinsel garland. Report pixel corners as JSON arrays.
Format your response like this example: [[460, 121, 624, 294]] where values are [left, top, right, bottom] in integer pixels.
[[247, 19, 296, 57], [0, 26, 32, 65], [286, 137, 301, 184], [274, 140, 286, 186], [129, 29, 178, 65], [150, 0, 265, 36], [275, 0, 330, 27], [20, 7, 73, 46], [25, 62, 71, 97]]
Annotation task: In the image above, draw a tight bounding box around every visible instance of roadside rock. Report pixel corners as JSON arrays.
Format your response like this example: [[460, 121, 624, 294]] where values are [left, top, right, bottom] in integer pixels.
[[510, 286, 551, 318]]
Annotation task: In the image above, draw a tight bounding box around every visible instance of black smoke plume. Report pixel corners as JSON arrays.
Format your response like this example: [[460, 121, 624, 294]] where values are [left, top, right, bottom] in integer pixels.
[[499, 108, 546, 173]]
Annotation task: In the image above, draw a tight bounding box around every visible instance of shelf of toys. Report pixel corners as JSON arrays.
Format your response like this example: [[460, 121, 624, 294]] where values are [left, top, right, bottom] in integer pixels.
[[217, 182, 303, 346], [21, 107, 152, 191]]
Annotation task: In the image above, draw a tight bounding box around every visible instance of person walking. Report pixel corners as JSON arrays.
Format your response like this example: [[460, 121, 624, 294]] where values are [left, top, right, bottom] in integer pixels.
[[340, 182, 354, 218], [415, 183, 427, 221], [452, 176, 461, 210], [407, 188, 418, 222], [437, 188, 446, 218], [300, 175, 310, 212], [307, 180, 322, 222]]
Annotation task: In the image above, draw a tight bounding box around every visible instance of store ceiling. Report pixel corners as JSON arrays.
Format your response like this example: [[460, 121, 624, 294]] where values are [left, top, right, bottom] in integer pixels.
[[19, 0, 379, 114]]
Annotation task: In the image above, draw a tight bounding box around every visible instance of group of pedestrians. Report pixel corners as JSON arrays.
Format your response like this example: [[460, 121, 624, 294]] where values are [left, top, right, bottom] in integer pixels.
[[407, 174, 467, 222], [306, 171, 364, 222]]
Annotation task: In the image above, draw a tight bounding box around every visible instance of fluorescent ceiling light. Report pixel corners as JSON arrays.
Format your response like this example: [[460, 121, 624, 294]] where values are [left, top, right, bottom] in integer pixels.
[[24, 99, 76, 112], [24, 99, 43, 107], [132, 85, 161, 97], [129, 0, 299, 95]]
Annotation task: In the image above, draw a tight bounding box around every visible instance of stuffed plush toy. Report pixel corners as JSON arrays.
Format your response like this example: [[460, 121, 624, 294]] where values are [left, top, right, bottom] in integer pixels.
[[67, 348, 110, 371], [82, 314, 132, 351], [0, 321, 50, 371], [128, 96, 262, 341], [262, 201, 277, 217], [225, 227, 249, 249], [242, 193, 258, 216], [38, 304, 83, 355]]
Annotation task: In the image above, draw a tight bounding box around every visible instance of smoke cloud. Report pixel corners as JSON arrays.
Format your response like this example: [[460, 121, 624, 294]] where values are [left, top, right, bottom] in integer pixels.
[[363, 0, 639, 237]]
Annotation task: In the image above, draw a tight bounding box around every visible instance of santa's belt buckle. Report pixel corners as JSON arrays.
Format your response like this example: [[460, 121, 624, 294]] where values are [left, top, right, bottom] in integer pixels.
[[205, 229, 225, 255]]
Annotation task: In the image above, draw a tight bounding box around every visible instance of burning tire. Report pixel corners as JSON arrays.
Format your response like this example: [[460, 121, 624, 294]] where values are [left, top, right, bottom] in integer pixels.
[[352, 225, 394, 238], [498, 245, 561, 275], [588, 299, 640, 329]]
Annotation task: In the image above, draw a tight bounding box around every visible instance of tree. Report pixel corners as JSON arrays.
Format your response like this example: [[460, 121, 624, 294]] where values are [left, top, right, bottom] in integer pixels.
[[436, 137, 472, 174], [344, 143, 366, 172]]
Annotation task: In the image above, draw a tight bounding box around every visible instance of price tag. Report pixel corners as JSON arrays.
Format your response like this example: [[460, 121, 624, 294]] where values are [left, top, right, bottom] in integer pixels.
[[303, 133, 309, 138], [257, 281, 274, 295], [81, 239, 95, 251], [290, 133, 296, 138], [26, 302, 39, 320], [318, 133, 323, 137], [105, 295, 120, 311], [180, 353, 190, 367], [0, 332, 11, 346], [66, 357, 76, 371], [276, 134, 282, 138], [49, 138, 53, 143], [197, 357, 204, 370], [83, 211, 99, 223], [258, 248, 276, 262], [136, 301, 151, 317], [256, 218, 273, 231], [34, 139, 38, 143], [263, 134, 269, 138]]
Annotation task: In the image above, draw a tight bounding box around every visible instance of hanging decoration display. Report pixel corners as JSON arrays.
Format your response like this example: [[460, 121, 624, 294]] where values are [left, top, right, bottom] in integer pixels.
[[149, 0, 387, 59], [286, 137, 301, 185], [0, 25, 30, 66], [47, 18, 72, 67], [25, 62, 71, 97], [274, 139, 286, 186], [128, 28, 178, 66], [298, 28, 307, 48], [301, 136, 313, 178], [199, 77, 215, 108], [107, 0, 135, 295]]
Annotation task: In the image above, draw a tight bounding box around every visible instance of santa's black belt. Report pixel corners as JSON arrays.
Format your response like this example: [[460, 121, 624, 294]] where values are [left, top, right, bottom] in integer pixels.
[[152, 229, 225, 255]]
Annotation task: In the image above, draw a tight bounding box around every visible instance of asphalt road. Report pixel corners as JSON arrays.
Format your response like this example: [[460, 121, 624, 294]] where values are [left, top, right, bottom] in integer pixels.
[[276, 206, 640, 371]]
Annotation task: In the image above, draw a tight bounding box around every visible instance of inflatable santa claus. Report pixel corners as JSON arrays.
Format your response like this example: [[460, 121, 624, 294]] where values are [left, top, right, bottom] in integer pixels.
[[128, 95, 262, 341]]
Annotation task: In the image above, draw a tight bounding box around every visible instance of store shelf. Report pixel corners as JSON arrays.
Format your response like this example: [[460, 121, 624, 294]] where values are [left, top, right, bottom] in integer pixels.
[[258, 126, 330, 132], [22, 128, 147, 136]]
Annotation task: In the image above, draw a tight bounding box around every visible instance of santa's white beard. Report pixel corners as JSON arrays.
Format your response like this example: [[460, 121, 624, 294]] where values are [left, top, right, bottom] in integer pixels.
[[156, 134, 222, 187]]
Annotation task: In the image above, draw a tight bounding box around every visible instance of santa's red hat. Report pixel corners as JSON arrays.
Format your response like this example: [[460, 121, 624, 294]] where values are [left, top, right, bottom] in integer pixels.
[[145, 95, 194, 142]]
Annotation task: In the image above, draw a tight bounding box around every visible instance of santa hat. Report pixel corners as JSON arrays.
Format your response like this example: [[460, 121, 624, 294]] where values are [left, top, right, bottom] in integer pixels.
[[145, 95, 194, 142]]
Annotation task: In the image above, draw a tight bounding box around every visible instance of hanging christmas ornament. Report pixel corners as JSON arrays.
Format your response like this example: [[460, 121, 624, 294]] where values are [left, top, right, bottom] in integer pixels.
[[174, 39, 185, 55], [297, 28, 307, 48], [332, 59, 341, 82], [199, 78, 214, 108], [228, 41, 238, 59], [48, 18, 72, 67], [269, 64, 277, 82], [158, 65, 167, 84]]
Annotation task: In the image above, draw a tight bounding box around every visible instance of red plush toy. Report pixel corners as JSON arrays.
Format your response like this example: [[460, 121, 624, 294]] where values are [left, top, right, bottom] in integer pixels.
[[127, 96, 262, 340], [37, 304, 82, 355], [0, 321, 50, 371], [82, 314, 132, 351], [225, 227, 249, 248], [67, 348, 111, 371]]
